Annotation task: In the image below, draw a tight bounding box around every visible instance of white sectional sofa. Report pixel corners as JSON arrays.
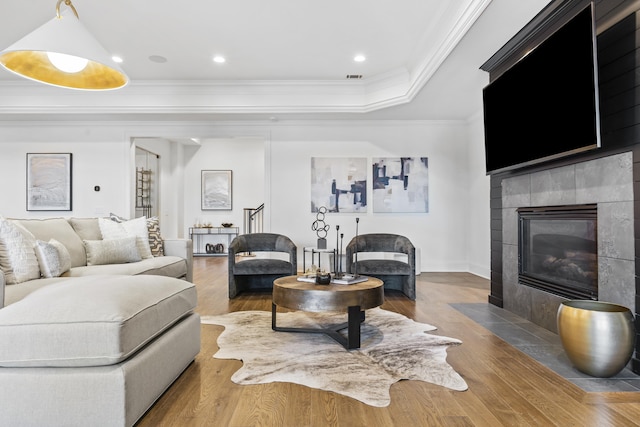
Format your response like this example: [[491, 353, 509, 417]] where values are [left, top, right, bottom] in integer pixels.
[[1, 216, 193, 307], [0, 216, 200, 427]]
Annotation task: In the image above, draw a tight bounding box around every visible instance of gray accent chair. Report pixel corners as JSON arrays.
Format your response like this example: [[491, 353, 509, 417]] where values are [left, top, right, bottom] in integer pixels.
[[228, 233, 297, 298], [346, 233, 416, 300]]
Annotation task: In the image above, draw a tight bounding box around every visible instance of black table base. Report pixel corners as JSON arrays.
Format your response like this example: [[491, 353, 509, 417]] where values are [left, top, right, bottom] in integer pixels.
[[271, 303, 365, 349]]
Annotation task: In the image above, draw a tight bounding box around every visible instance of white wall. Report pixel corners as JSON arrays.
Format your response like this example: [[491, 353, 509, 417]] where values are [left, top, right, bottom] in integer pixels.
[[182, 138, 265, 235], [133, 138, 183, 238], [0, 118, 489, 274], [267, 121, 471, 272], [0, 123, 131, 219], [466, 112, 491, 278]]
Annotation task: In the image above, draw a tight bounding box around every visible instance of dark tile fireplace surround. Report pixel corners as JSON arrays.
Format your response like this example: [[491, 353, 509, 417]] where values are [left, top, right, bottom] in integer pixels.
[[498, 152, 634, 332], [484, 0, 640, 374], [490, 151, 640, 372]]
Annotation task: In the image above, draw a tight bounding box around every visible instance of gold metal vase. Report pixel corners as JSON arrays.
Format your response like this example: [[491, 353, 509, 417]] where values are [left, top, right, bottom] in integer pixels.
[[557, 300, 635, 378]]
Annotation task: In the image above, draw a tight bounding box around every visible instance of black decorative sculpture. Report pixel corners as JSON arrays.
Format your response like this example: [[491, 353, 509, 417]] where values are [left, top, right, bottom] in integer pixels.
[[312, 206, 330, 249]]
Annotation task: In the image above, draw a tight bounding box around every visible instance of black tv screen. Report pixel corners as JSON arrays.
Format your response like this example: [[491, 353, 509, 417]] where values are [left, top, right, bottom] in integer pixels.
[[482, 3, 600, 175]]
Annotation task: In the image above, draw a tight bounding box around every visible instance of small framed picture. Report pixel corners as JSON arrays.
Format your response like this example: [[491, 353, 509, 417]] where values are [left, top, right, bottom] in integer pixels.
[[201, 170, 232, 210], [26, 153, 72, 211]]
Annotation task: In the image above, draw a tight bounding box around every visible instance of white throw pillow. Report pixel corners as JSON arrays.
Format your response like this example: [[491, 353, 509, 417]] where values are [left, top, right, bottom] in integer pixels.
[[98, 216, 152, 259], [0, 218, 40, 284], [34, 239, 72, 278], [110, 213, 164, 257], [84, 237, 142, 266]]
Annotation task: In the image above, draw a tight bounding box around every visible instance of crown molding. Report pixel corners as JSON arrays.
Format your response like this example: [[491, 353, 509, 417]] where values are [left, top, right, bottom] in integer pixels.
[[408, 0, 492, 99], [0, 0, 488, 118]]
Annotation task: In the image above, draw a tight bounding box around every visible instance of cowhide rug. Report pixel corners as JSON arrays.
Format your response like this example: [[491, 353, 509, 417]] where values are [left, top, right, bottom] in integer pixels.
[[201, 308, 468, 407]]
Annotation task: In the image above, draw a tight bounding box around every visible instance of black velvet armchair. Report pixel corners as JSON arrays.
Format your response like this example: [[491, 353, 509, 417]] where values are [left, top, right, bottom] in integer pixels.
[[345, 233, 416, 300], [228, 233, 297, 298]]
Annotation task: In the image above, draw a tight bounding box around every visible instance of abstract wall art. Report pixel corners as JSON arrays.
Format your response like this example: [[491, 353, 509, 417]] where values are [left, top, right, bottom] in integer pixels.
[[311, 157, 367, 213], [26, 153, 72, 211], [201, 170, 232, 210], [372, 157, 429, 213]]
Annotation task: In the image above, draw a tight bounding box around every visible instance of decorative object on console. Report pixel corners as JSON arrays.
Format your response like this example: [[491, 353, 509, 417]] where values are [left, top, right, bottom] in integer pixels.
[[557, 300, 635, 378], [201, 170, 232, 210], [205, 243, 225, 254], [372, 157, 429, 213], [311, 157, 367, 213], [0, 0, 128, 90], [221, 222, 233, 228], [26, 153, 72, 211], [312, 206, 330, 249]]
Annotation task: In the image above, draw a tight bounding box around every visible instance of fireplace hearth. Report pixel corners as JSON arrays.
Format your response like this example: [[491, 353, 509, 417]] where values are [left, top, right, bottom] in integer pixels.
[[518, 204, 598, 300]]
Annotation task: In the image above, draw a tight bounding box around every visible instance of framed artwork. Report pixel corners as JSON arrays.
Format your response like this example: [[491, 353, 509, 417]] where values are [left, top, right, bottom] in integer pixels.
[[372, 157, 429, 213], [201, 170, 232, 210], [311, 157, 367, 213], [26, 153, 72, 211]]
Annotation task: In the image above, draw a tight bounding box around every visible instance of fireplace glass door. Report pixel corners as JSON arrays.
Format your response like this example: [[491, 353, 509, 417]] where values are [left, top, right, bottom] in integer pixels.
[[518, 205, 597, 300]]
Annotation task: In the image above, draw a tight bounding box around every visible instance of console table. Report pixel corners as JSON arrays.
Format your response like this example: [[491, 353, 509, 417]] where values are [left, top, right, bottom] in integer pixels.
[[189, 226, 239, 257]]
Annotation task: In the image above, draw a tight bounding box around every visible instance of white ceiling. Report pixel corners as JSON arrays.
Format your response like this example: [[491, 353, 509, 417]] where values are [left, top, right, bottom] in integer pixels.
[[0, 0, 551, 121]]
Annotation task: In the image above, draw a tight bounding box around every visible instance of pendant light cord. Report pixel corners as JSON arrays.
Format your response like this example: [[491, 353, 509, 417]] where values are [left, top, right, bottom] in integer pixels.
[[56, 0, 79, 19]]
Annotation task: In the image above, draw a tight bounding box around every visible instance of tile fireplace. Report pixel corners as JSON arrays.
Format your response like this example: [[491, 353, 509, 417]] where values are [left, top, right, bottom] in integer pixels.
[[518, 204, 598, 301], [500, 152, 634, 334]]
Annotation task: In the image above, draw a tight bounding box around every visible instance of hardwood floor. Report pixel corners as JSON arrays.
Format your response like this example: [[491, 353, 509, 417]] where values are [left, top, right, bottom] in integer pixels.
[[136, 257, 640, 426]]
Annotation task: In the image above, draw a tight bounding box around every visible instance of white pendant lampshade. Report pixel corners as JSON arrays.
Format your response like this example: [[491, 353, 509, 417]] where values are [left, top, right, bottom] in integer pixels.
[[0, 1, 128, 90]]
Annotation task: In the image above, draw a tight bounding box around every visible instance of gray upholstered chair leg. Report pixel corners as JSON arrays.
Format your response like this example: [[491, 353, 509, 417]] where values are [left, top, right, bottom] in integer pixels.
[[228, 244, 238, 298], [404, 274, 416, 300]]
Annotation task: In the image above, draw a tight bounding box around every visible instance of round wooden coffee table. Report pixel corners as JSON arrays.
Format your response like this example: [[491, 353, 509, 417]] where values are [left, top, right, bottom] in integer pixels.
[[272, 275, 384, 349]]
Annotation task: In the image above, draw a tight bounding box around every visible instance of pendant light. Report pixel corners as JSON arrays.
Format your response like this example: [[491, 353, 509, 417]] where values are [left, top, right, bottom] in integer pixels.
[[0, 0, 128, 90]]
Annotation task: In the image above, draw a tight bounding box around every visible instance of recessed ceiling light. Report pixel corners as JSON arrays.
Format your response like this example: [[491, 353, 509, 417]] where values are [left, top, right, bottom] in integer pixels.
[[213, 56, 226, 64], [112, 56, 123, 63], [149, 55, 167, 63], [354, 54, 366, 62]]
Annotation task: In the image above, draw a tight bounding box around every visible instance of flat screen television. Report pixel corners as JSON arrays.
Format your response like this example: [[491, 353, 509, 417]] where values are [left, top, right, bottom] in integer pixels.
[[482, 3, 601, 175]]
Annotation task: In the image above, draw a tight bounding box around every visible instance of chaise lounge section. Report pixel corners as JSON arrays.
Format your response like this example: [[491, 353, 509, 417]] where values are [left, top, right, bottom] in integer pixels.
[[0, 216, 200, 426]]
